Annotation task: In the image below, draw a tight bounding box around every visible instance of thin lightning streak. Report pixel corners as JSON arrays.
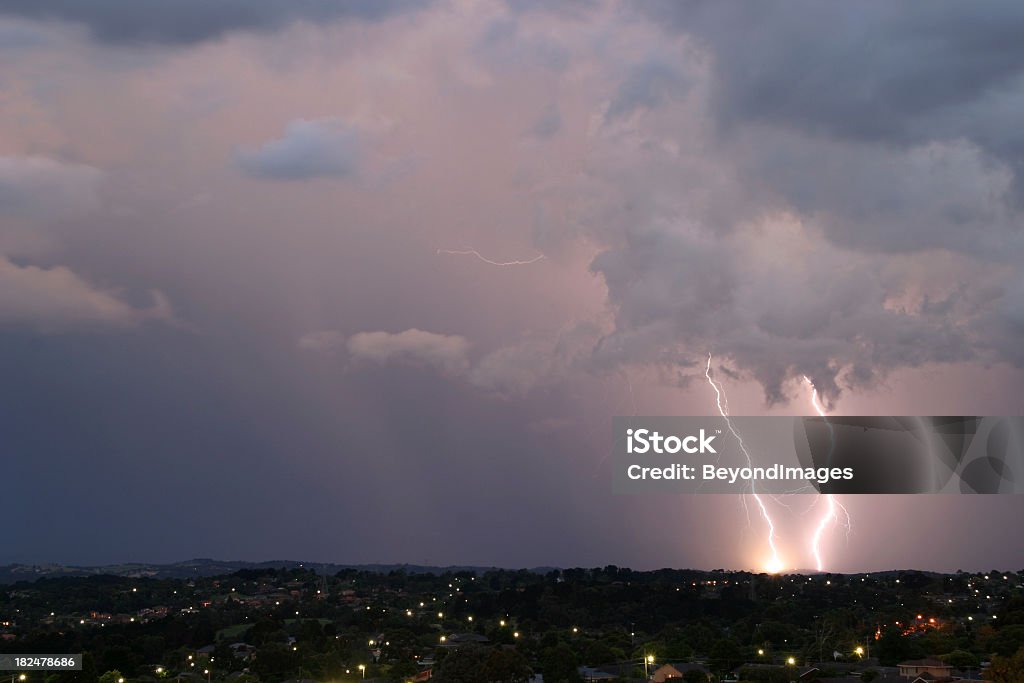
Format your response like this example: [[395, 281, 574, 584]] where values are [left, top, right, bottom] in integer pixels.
[[436, 248, 545, 266], [706, 354, 783, 574], [803, 376, 852, 572]]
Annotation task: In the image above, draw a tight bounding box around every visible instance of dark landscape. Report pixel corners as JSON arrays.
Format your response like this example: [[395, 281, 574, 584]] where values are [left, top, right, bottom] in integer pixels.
[[3, 563, 1024, 682]]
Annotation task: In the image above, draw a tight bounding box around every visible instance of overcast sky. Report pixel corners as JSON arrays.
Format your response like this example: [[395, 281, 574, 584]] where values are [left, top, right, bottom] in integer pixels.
[[2, 0, 1024, 573]]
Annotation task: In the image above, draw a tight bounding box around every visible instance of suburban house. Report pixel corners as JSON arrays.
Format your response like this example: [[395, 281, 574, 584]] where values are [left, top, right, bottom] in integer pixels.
[[650, 662, 711, 682], [896, 658, 952, 679], [577, 666, 617, 682]]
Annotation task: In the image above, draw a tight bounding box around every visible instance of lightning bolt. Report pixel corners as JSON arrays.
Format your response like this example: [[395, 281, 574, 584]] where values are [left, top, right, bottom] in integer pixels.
[[706, 354, 784, 574], [436, 248, 545, 266], [803, 376, 852, 572]]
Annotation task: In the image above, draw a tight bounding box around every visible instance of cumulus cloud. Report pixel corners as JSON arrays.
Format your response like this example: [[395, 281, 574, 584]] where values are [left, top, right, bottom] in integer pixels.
[[0, 0, 430, 46], [302, 321, 602, 398], [346, 329, 470, 375], [236, 119, 360, 180], [0, 257, 171, 330], [589, 217, 982, 405], [527, 2, 1024, 405], [0, 156, 101, 221]]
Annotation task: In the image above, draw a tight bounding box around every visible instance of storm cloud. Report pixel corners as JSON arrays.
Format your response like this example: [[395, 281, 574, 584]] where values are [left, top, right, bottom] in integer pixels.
[[2, 0, 1023, 572], [0, 0, 430, 46]]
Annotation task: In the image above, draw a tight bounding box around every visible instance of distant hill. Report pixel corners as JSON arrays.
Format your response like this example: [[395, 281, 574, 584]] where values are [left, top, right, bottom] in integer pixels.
[[0, 559, 561, 584]]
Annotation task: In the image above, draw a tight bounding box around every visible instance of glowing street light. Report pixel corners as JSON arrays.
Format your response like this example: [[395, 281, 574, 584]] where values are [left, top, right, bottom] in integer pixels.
[[758, 649, 764, 656], [358, 665, 366, 679], [855, 646, 864, 657], [787, 657, 795, 666]]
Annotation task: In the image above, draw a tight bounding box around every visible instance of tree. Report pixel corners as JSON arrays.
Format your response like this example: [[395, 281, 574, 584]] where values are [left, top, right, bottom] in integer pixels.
[[988, 624, 1024, 657], [251, 642, 299, 681], [708, 638, 742, 675], [540, 644, 581, 683], [682, 670, 707, 683], [876, 627, 915, 666], [482, 648, 532, 683], [433, 646, 491, 683], [940, 649, 979, 669], [387, 660, 417, 680], [987, 646, 1024, 683]]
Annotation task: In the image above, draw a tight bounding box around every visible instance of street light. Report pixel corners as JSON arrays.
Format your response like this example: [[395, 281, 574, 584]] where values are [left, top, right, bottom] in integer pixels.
[[855, 646, 864, 657], [358, 665, 366, 679], [644, 654, 654, 679]]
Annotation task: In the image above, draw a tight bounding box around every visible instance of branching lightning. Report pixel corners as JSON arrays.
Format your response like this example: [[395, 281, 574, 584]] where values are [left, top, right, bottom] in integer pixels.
[[706, 354, 784, 574], [436, 248, 545, 266], [803, 376, 852, 572]]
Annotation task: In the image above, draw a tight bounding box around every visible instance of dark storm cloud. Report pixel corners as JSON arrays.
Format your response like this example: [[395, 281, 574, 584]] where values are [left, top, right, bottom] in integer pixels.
[[736, 133, 1018, 256], [568, 0, 1024, 404], [589, 220, 976, 404], [638, 1, 1024, 140], [4, 0, 1024, 573], [0, 0, 430, 46], [635, 1, 1024, 196]]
